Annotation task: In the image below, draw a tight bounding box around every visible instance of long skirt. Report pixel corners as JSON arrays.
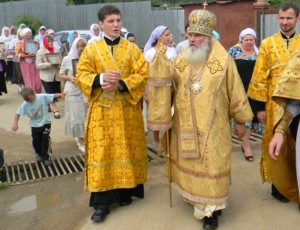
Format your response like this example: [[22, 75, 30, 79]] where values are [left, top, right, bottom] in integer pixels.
[[12, 62, 23, 85], [5, 60, 13, 83], [64, 95, 87, 138], [0, 71, 7, 95], [20, 62, 41, 93]]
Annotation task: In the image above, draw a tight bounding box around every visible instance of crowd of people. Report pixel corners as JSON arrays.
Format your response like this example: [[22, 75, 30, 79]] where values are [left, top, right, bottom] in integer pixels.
[[0, 2, 300, 230]]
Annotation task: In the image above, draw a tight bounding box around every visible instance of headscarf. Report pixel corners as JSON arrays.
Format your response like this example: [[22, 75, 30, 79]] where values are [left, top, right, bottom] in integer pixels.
[[125, 32, 134, 40], [89, 24, 101, 37], [143, 25, 167, 55], [39, 25, 46, 32], [68, 37, 86, 59], [212, 30, 220, 41], [87, 24, 102, 44], [1, 26, 12, 40], [239, 28, 259, 54], [20, 28, 32, 38], [19, 23, 27, 29], [42, 36, 54, 53], [46, 29, 55, 35], [67, 30, 77, 45]]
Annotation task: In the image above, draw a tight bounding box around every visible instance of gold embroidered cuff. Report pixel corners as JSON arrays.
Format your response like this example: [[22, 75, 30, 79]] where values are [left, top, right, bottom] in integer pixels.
[[275, 110, 293, 134]]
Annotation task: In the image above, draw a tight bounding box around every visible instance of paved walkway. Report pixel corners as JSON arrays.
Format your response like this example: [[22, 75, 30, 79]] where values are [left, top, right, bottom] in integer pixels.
[[1, 84, 300, 230]]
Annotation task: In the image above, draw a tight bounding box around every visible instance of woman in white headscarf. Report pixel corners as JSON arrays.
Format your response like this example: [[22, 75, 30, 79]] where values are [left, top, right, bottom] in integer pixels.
[[1, 26, 14, 85], [144, 25, 177, 150], [8, 28, 24, 92], [15, 28, 41, 94], [228, 27, 259, 162], [87, 23, 102, 44], [0, 26, 13, 42], [59, 37, 88, 152]]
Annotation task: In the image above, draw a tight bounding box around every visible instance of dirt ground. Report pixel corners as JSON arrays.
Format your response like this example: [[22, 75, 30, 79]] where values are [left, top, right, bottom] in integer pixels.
[[0, 127, 91, 230], [0, 84, 92, 230], [0, 83, 155, 230], [2, 84, 300, 230]]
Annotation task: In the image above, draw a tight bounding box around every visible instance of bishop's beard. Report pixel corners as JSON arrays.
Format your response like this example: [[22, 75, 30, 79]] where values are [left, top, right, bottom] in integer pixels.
[[184, 38, 212, 65]]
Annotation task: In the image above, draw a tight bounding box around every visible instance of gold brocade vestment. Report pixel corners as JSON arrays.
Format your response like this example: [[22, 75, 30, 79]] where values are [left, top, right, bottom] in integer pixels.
[[248, 32, 300, 203], [75, 38, 148, 192], [273, 47, 300, 105], [171, 40, 252, 214]]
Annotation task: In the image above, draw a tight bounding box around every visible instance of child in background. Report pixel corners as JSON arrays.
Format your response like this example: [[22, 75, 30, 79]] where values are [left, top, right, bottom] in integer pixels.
[[11, 87, 65, 166]]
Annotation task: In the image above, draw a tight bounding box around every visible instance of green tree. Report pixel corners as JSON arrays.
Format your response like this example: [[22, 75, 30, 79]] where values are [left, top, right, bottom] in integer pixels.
[[14, 15, 43, 36], [269, 0, 300, 7]]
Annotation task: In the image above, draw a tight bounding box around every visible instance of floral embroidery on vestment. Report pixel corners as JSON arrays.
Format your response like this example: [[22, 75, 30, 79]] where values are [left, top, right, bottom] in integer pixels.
[[207, 59, 223, 74], [175, 58, 188, 72]]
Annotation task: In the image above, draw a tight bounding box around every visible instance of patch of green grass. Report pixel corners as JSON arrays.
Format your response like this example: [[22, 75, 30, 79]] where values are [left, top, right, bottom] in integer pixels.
[[0, 182, 8, 190]]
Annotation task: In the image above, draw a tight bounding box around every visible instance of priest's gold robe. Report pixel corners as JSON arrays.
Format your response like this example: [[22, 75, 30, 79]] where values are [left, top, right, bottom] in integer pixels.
[[171, 39, 253, 216], [75, 38, 148, 192], [248, 32, 300, 202]]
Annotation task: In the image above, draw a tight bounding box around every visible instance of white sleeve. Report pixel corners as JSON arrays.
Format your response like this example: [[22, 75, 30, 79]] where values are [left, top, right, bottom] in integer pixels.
[[286, 99, 300, 118]]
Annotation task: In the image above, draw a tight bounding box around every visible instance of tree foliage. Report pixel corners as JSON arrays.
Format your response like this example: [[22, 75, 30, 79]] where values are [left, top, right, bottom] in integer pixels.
[[14, 15, 43, 36], [269, 0, 300, 7]]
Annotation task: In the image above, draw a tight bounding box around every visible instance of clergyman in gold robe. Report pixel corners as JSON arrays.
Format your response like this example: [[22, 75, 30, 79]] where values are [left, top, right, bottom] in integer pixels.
[[75, 5, 148, 223], [169, 9, 252, 229], [269, 47, 300, 209], [247, 3, 300, 204]]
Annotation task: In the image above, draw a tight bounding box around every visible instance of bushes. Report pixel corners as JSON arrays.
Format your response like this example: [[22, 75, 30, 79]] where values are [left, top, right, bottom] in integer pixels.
[[14, 15, 43, 36]]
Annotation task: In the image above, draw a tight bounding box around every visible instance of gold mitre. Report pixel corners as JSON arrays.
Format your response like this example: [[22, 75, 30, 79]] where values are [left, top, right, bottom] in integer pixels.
[[187, 9, 217, 37]]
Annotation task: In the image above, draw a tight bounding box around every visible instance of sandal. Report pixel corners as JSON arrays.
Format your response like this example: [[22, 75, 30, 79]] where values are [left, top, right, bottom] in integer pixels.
[[53, 111, 60, 119]]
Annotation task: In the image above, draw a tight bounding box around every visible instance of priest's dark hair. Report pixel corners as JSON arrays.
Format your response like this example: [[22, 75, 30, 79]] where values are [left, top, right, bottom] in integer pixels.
[[280, 2, 300, 17], [97, 5, 122, 22]]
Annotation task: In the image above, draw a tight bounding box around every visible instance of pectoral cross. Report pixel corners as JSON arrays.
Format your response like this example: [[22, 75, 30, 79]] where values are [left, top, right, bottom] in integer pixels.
[[202, 1, 208, 10]]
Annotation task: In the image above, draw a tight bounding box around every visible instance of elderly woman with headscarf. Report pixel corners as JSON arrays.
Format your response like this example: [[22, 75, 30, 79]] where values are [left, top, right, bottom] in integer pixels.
[[1, 26, 14, 85], [0, 26, 13, 42], [41, 29, 62, 51], [0, 27, 8, 95], [36, 35, 62, 119], [60, 30, 78, 58], [15, 27, 41, 94], [8, 28, 24, 93], [88, 24, 102, 44], [59, 37, 88, 152], [228, 28, 259, 162], [144, 25, 177, 151], [34, 25, 46, 44]]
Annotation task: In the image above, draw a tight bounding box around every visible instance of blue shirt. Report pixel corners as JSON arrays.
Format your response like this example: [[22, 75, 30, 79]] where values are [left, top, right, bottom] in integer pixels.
[[228, 45, 257, 61], [17, 94, 54, 128]]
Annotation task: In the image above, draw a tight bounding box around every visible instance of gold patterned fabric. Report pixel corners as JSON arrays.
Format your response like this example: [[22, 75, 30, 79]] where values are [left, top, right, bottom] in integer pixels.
[[148, 44, 172, 131], [75, 37, 148, 192], [273, 47, 300, 105], [273, 48, 300, 133], [187, 9, 216, 37], [248, 32, 300, 203], [171, 39, 253, 214]]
